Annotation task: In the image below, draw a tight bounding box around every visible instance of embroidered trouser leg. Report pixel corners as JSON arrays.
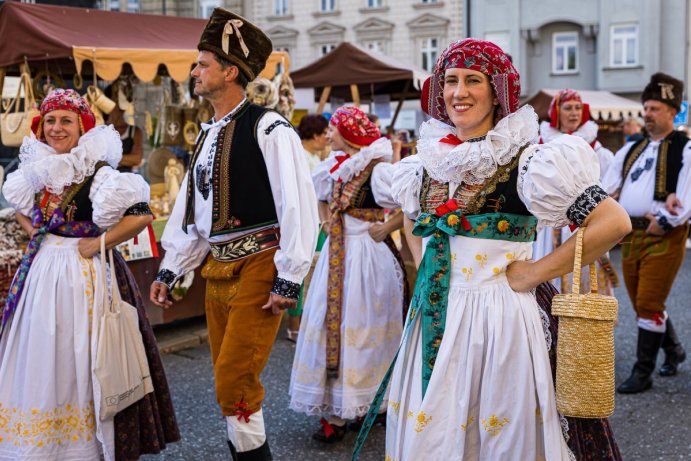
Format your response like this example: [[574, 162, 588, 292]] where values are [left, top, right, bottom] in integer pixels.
[[621, 225, 687, 322], [202, 249, 282, 449]]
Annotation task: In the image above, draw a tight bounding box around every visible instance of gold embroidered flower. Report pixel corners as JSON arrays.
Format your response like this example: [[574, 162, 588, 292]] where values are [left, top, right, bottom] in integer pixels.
[[447, 214, 460, 226], [420, 215, 431, 224], [497, 220, 509, 233]]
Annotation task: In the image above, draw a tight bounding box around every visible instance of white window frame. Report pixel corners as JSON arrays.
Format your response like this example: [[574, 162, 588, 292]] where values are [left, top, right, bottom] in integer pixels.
[[420, 0, 437, 3], [320, 43, 337, 56], [274, 0, 289, 16], [367, 0, 382, 7], [420, 37, 439, 72], [610, 23, 639, 67], [552, 31, 579, 74], [200, 0, 221, 18], [320, 0, 335, 12], [363, 39, 385, 53]]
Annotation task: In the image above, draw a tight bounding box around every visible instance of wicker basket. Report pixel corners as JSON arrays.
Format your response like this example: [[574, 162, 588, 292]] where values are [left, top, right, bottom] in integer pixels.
[[552, 227, 618, 418]]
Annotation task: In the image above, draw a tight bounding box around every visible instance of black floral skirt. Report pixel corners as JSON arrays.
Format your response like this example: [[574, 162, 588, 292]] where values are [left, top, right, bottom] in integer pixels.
[[113, 251, 181, 460], [535, 282, 622, 461]]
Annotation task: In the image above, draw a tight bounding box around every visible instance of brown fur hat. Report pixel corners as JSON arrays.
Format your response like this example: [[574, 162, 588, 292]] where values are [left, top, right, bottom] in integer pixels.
[[641, 72, 684, 112], [197, 8, 272, 81]]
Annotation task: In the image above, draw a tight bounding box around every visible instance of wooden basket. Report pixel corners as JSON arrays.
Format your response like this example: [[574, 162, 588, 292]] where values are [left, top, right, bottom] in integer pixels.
[[552, 227, 618, 418]]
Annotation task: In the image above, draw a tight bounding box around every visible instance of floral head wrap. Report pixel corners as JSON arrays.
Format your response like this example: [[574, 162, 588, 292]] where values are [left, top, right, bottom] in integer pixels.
[[547, 88, 591, 129], [31, 88, 96, 141], [329, 105, 380, 148], [420, 38, 520, 126]]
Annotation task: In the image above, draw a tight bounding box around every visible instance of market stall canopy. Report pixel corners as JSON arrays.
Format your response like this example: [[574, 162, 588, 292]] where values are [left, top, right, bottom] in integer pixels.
[[524, 89, 644, 121], [291, 42, 428, 102], [0, 2, 288, 82]]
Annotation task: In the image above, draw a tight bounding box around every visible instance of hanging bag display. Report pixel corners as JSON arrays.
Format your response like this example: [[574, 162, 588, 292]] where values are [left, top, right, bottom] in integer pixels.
[[94, 233, 153, 421], [552, 227, 618, 418], [1, 71, 40, 147]]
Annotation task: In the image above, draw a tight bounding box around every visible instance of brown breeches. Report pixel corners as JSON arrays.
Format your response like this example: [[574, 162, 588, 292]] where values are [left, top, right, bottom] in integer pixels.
[[620, 224, 688, 319], [201, 248, 283, 416]]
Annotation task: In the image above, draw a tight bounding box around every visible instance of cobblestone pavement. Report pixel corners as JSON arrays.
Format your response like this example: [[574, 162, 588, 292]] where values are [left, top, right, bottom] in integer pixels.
[[144, 246, 691, 460]]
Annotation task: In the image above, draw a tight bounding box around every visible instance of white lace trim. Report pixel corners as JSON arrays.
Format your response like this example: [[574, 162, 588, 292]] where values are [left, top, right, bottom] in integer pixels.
[[329, 137, 393, 183], [538, 305, 553, 352], [288, 401, 375, 420], [17, 125, 123, 195], [416, 105, 539, 185], [539, 120, 598, 145]]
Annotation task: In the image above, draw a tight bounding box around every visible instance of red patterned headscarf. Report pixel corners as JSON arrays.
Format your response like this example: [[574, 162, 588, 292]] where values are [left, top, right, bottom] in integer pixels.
[[330, 105, 380, 148], [31, 89, 96, 141], [547, 88, 591, 129], [420, 38, 520, 126]]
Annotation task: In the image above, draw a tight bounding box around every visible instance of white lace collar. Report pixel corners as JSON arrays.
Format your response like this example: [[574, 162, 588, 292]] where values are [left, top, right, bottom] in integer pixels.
[[539, 119, 598, 145], [18, 124, 122, 195], [328, 137, 392, 183], [416, 105, 539, 185]]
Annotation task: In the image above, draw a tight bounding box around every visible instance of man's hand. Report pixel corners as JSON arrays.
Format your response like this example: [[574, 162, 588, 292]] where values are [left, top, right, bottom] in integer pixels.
[[261, 293, 297, 315], [78, 237, 100, 258], [665, 193, 683, 216], [368, 222, 389, 243], [506, 260, 538, 292], [150, 281, 173, 308], [645, 213, 666, 236]]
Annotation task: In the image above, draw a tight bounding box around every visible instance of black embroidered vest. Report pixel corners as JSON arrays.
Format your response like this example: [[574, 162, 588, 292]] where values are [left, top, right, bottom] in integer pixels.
[[34, 161, 109, 223], [183, 102, 280, 236], [420, 146, 531, 217], [622, 130, 687, 201]]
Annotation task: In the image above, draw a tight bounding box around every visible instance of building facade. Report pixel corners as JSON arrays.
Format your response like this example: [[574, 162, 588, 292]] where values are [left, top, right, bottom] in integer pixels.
[[468, 0, 689, 100], [135, 0, 244, 18], [247, 0, 463, 72]]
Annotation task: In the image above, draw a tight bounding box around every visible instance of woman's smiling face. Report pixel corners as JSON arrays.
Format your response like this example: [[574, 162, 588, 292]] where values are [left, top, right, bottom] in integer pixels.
[[43, 110, 81, 154], [443, 68, 498, 140]]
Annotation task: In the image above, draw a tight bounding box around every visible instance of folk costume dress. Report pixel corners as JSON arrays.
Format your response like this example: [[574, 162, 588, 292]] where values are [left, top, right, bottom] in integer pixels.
[[533, 119, 618, 295], [289, 137, 405, 420], [0, 125, 178, 461], [382, 104, 611, 461]]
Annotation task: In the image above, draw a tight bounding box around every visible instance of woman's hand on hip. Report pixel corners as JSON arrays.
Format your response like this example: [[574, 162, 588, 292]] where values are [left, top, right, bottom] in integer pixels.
[[506, 259, 538, 292], [78, 237, 100, 258]]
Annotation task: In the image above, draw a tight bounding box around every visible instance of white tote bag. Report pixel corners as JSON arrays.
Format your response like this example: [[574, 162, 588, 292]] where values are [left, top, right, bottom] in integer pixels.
[[94, 233, 153, 421]]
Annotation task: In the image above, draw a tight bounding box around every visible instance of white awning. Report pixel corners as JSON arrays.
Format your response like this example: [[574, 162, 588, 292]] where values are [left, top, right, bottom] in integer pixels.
[[541, 89, 643, 121]]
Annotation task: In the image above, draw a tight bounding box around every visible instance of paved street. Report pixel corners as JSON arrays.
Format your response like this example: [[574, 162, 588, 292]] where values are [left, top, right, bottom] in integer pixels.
[[144, 246, 691, 461]]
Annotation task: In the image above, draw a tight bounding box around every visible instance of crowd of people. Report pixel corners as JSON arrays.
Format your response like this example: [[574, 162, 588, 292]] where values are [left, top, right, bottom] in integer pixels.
[[0, 5, 688, 461]]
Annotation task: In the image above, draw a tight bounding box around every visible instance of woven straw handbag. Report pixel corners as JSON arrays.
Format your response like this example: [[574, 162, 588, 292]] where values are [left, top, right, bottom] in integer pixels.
[[552, 227, 618, 418], [1, 71, 39, 147]]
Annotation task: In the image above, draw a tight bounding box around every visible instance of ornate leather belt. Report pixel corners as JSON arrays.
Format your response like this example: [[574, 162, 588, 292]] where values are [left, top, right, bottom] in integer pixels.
[[209, 227, 280, 262], [630, 217, 649, 230]]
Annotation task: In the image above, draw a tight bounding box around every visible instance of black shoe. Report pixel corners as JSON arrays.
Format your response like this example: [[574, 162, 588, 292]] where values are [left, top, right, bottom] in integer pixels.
[[659, 318, 686, 377], [228, 440, 273, 461], [617, 328, 664, 394], [312, 418, 346, 443]]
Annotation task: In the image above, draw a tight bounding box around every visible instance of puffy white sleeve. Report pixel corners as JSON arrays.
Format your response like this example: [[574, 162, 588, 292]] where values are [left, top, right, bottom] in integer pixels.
[[89, 167, 150, 228], [371, 162, 399, 209], [2, 170, 34, 216], [518, 136, 609, 229], [257, 112, 319, 288], [652, 139, 691, 228], [601, 142, 633, 195], [391, 156, 424, 220], [158, 172, 211, 287], [594, 143, 614, 182], [312, 154, 336, 202]]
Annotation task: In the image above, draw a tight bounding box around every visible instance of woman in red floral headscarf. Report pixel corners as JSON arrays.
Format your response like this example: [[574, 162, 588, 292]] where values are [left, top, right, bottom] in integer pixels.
[[0, 89, 179, 460], [289, 105, 407, 443], [352, 39, 630, 460], [534, 89, 618, 297]]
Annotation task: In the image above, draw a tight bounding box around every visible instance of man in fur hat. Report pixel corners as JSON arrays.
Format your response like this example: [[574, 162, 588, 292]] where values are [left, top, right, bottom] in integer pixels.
[[150, 8, 318, 459], [604, 72, 690, 394]]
